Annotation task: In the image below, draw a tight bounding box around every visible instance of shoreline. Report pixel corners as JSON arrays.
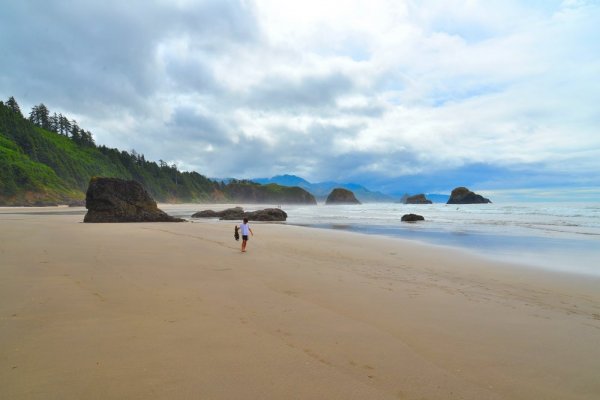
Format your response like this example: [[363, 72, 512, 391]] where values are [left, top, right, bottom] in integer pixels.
[[286, 221, 600, 277], [3, 203, 599, 277], [167, 203, 600, 277], [1, 208, 599, 399]]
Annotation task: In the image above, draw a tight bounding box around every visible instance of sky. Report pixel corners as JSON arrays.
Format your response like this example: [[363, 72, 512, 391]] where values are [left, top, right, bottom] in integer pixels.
[[1, 0, 599, 198]]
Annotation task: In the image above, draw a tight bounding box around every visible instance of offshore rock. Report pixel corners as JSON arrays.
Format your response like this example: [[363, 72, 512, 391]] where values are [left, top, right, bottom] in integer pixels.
[[192, 207, 287, 221], [325, 188, 361, 205], [401, 213, 425, 222], [447, 187, 491, 204], [84, 177, 185, 223], [404, 194, 432, 204]]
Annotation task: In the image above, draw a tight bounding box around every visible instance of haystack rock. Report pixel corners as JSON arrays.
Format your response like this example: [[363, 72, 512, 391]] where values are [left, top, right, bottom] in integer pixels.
[[404, 194, 432, 204], [325, 188, 361, 205], [84, 177, 185, 222], [447, 187, 491, 204]]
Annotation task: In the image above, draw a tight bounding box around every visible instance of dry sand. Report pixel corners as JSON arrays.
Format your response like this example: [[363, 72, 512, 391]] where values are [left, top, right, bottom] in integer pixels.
[[1, 207, 599, 399]]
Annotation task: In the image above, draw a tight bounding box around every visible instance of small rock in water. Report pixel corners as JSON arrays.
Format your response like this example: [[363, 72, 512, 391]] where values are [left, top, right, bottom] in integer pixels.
[[401, 213, 425, 222]]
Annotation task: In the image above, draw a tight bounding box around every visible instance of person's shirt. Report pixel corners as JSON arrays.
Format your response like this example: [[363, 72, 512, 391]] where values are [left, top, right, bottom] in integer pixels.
[[240, 223, 250, 236]]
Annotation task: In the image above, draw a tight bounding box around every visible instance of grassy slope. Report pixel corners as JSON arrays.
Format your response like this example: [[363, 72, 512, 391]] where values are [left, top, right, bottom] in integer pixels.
[[1, 103, 314, 206], [0, 103, 217, 205]]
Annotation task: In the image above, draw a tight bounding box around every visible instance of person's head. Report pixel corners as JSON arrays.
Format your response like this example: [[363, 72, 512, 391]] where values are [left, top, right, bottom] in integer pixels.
[[243, 217, 248, 224]]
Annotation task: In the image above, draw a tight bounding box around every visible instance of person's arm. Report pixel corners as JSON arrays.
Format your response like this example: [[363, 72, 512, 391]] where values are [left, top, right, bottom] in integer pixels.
[[249, 227, 254, 236]]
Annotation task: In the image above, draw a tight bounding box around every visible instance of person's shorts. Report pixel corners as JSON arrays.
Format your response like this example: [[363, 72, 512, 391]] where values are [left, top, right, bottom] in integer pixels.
[[242, 235, 249, 241]]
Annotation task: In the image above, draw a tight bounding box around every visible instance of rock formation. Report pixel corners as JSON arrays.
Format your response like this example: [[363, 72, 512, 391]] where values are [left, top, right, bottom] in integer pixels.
[[404, 194, 432, 204], [190, 209, 221, 218], [325, 188, 361, 205], [447, 187, 491, 204], [192, 207, 287, 221], [191, 207, 244, 219], [83, 177, 185, 222], [244, 208, 288, 221], [401, 213, 425, 222]]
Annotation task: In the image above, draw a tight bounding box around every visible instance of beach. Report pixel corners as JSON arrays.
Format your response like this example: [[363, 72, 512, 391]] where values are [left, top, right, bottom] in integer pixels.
[[1, 207, 599, 399]]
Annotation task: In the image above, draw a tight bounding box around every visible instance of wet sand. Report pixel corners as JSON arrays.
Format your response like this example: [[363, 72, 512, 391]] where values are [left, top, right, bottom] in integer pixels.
[[1, 207, 599, 399]]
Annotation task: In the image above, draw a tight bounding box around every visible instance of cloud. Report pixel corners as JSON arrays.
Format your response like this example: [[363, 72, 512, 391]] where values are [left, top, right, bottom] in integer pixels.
[[1, 0, 599, 196]]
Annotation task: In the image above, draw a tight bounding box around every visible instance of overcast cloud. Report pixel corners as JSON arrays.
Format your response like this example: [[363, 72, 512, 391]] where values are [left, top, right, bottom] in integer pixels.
[[1, 0, 599, 196]]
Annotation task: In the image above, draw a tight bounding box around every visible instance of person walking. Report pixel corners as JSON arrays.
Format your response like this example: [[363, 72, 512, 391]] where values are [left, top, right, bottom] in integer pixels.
[[238, 217, 253, 252]]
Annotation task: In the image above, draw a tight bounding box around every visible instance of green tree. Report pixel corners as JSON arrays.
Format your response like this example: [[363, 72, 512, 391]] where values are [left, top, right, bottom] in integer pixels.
[[58, 114, 71, 136], [6, 96, 23, 117], [70, 120, 81, 143], [50, 112, 59, 133], [29, 103, 51, 130]]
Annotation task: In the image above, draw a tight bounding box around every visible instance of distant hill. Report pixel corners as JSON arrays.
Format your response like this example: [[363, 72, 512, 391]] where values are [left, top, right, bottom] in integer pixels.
[[253, 174, 394, 202], [0, 98, 315, 206], [223, 180, 316, 204], [253, 174, 310, 187]]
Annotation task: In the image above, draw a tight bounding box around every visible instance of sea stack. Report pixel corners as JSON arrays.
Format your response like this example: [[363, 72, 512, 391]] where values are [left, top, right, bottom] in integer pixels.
[[325, 188, 361, 205], [84, 177, 185, 222], [447, 187, 491, 204], [404, 194, 432, 204]]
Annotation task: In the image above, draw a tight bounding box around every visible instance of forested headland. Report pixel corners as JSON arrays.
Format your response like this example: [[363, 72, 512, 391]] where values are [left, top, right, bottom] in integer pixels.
[[0, 97, 315, 206]]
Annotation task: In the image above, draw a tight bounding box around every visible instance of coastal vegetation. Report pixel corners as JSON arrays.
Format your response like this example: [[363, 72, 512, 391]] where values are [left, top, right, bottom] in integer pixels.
[[0, 97, 314, 206]]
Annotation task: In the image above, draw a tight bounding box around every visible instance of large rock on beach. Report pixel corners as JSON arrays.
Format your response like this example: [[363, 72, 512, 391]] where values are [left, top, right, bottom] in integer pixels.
[[404, 194, 432, 204], [447, 187, 491, 204], [401, 213, 425, 222], [191, 209, 221, 218], [84, 177, 185, 223], [244, 208, 288, 221], [325, 188, 361, 205], [192, 207, 287, 221], [192, 207, 243, 219]]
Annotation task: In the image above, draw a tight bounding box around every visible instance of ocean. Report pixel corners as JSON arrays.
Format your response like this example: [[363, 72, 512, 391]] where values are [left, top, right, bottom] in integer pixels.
[[285, 202, 600, 276], [174, 202, 600, 276], [8, 202, 596, 276]]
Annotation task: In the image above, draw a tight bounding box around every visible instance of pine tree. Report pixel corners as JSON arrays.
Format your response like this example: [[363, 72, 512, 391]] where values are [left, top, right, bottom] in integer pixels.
[[70, 120, 81, 142], [80, 130, 95, 146], [37, 104, 50, 130], [29, 105, 39, 125], [6, 96, 23, 117], [58, 114, 71, 136], [50, 112, 59, 133], [29, 103, 51, 130]]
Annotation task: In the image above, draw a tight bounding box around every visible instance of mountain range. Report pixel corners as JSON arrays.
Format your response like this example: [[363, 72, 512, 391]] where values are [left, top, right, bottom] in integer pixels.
[[252, 175, 451, 203], [252, 175, 394, 202]]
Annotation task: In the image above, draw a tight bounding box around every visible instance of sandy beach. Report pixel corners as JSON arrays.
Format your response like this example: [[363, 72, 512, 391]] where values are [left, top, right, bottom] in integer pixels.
[[1, 207, 599, 399]]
